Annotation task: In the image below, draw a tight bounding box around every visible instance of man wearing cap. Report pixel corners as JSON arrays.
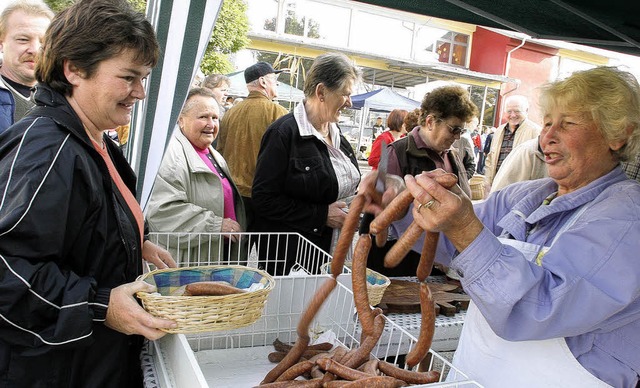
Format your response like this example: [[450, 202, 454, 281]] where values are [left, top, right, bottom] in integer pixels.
[[218, 61, 288, 229]]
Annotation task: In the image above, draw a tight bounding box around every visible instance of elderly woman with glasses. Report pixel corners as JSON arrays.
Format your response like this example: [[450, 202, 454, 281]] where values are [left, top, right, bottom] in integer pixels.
[[366, 85, 478, 276]]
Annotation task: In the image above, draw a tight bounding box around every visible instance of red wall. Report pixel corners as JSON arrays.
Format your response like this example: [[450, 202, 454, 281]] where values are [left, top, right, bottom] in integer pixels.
[[470, 27, 558, 126]]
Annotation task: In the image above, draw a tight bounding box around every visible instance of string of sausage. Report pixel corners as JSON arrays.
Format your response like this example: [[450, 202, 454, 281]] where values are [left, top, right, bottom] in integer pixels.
[[261, 277, 337, 384]]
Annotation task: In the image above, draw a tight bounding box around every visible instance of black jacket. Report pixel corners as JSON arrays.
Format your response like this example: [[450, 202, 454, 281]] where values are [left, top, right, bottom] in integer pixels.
[[0, 84, 144, 387], [251, 113, 359, 273]]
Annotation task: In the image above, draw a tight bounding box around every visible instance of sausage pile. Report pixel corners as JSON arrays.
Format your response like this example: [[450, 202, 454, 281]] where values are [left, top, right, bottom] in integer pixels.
[[259, 173, 458, 386]]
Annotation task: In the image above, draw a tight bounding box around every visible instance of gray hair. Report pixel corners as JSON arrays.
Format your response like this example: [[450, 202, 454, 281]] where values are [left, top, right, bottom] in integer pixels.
[[303, 52, 361, 98], [504, 94, 530, 111], [539, 66, 640, 162], [202, 73, 230, 90]]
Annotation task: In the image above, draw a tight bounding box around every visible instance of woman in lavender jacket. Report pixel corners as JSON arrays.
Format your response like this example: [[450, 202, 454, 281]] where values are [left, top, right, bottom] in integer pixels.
[[405, 67, 640, 387]]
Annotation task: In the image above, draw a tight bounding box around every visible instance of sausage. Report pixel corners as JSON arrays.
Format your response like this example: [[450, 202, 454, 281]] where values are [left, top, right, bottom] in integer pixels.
[[369, 190, 413, 235], [383, 221, 423, 269], [264, 278, 337, 384], [341, 376, 406, 387], [416, 231, 439, 282], [268, 352, 323, 364], [257, 379, 323, 387], [315, 358, 372, 381], [343, 314, 386, 370], [377, 361, 440, 384], [273, 338, 333, 353], [351, 234, 375, 337], [374, 228, 388, 248], [358, 359, 379, 376], [183, 281, 246, 296], [275, 360, 315, 382], [404, 283, 436, 369], [432, 172, 458, 189], [331, 195, 365, 278], [322, 381, 351, 388]]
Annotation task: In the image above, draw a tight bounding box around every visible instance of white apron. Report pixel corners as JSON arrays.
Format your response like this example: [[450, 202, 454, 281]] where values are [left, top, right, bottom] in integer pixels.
[[449, 205, 612, 387]]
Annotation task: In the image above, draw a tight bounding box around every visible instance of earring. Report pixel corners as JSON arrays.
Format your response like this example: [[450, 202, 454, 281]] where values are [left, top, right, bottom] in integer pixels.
[[320, 98, 324, 102]]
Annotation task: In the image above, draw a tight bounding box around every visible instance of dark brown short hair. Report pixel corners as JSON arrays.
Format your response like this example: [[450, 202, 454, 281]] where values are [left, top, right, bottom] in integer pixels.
[[419, 85, 478, 126], [387, 109, 408, 132], [36, 0, 159, 96]]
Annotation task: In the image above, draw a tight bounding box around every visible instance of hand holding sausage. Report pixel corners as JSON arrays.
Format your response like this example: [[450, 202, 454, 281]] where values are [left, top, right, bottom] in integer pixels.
[[406, 172, 484, 252]]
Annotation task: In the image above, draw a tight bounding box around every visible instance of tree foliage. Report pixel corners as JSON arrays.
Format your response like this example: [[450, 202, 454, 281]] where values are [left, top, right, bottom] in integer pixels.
[[42, 0, 249, 75]]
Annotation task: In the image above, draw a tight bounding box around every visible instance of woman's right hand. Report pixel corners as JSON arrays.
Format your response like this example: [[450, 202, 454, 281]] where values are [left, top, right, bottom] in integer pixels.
[[105, 281, 177, 340], [326, 201, 348, 229], [221, 218, 242, 242]]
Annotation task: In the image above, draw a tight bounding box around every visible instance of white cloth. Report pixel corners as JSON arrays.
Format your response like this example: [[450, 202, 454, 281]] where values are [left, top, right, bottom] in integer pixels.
[[450, 206, 611, 387], [490, 137, 547, 193]]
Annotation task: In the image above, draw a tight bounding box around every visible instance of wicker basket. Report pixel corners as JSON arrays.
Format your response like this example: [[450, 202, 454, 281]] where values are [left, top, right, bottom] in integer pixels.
[[321, 262, 390, 306], [469, 174, 485, 200], [136, 265, 275, 334]]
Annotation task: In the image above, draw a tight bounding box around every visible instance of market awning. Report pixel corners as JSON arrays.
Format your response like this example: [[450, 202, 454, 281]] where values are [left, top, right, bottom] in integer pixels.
[[129, 0, 222, 209], [353, 0, 640, 56]]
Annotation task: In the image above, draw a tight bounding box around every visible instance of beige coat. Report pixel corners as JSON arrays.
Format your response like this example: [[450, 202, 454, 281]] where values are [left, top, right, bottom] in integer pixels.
[[484, 118, 541, 188], [490, 137, 547, 193], [146, 130, 247, 264]]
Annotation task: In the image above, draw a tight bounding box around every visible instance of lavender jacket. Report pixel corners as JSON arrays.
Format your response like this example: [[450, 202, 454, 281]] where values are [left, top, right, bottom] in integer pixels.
[[432, 166, 640, 387]]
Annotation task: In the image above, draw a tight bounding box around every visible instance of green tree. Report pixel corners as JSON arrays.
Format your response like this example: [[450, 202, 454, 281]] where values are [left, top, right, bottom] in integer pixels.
[[200, 0, 249, 75], [42, 0, 249, 75]]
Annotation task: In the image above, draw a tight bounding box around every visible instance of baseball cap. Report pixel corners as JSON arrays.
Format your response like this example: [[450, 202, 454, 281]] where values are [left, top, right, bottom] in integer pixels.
[[244, 62, 284, 83]]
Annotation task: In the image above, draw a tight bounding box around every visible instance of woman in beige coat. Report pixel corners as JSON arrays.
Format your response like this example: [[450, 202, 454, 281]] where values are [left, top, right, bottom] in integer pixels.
[[147, 88, 246, 264]]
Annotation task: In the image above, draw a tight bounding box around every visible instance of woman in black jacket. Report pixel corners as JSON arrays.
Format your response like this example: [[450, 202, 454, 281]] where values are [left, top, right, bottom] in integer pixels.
[[252, 53, 361, 275], [0, 1, 176, 386]]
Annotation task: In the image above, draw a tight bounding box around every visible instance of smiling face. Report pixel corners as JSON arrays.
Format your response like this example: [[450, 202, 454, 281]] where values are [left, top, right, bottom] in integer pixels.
[[0, 10, 50, 86], [179, 95, 220, 150], [65, 49, 151, 132], [541, 108, 621, 195], [421, 114, 464, 152], [323, 78, 354, 123], [504, 98, 527, 129]]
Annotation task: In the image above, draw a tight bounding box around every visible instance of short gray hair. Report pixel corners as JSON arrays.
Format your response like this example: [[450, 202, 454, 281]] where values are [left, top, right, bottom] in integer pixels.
[[303, 53, 361, 98]]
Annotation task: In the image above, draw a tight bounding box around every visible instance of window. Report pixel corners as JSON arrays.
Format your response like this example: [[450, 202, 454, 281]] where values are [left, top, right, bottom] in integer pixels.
[[418, 27, 469, 66]]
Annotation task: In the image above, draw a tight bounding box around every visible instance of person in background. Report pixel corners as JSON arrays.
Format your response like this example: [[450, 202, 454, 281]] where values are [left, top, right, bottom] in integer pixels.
[[0, 0, 53, 132], [0, 1, 177, 386], [621, 152, 640, 182], [217, 62, 288, 230], [452, 117, 477, 179], [252, 53, 361, 275], [490, 135, 547, 193], [484, 94, 541, 195], [224, 95, 234, 109], [404, 66, 640, 387], [372, 115, 385, 138], [403, 107, 420, 133], [202, 73, 231, 118], [146, 88, 245, 264], [367, 85, 477, 277], [367, 108, 408, 169], [476, 126, 490, 174]]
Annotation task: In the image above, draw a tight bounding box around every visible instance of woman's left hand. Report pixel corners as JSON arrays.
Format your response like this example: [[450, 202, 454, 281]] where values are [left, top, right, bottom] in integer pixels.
[[327, 201, 348, 229], [142, 240, 177, 269]]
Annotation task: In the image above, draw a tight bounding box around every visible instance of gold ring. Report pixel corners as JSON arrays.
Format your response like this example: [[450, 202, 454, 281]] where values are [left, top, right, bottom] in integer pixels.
[[418, 199, 436, 212]]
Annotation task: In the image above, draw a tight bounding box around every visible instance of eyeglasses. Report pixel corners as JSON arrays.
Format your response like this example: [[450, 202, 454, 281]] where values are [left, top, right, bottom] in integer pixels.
[[437, 119, 464, 135]]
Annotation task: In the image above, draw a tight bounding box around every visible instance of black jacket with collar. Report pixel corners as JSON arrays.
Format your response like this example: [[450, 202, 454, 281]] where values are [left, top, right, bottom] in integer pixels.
[[251, 112, 359, 271], [0, 84, 144, 387]]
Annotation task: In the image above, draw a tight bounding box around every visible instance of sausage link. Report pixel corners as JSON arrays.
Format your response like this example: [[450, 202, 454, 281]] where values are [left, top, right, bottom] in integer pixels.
[[374, 228, 388, 248], [383, 221, 423, 269], [369, 190, 413, 235], [341, 376, 406, 387], [405, 283, 436, 369], [315, 358, 372, 381], [184, 281, 245, 296], [377, 361, 440, 384], [358, 359, 379, 376], [417, 231, 439, 282], [332, 195, 365, 278], [275, 360, 315, 382], [273, 338, 333, 353], [257, 379, 323, 387], [263, 278, 337, 384], [351, 234, 375, 337], [343, 314, 385, 370]]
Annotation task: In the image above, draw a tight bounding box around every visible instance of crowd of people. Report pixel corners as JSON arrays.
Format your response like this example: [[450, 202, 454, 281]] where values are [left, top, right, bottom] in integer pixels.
[[1, 0, 639, 387]]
